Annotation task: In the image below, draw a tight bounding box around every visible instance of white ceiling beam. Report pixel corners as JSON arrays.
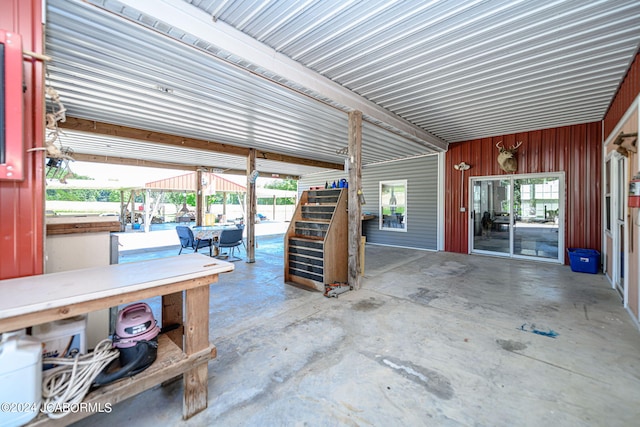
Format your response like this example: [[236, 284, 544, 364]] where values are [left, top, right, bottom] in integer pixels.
[[108, 0, 448, 152]]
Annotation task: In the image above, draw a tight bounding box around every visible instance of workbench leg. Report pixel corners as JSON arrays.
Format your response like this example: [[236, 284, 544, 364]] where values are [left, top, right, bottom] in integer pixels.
[[183, 284, 210, 419], [162, 292, 184, 348]]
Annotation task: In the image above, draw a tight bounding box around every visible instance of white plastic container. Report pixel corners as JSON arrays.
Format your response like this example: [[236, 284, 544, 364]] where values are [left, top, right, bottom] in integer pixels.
[[0, 331, 42, 427], [31, 315, 87, 369]]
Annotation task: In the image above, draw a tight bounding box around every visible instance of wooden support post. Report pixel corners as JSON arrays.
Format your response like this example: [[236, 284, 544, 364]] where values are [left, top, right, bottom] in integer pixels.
[[246, 149, 256, 263], [196, 169, 204, 227], [130, 190, 136, 227], [183, 283, 210, 419], [162, 292, 184, 349], [144, 189, 151, 233], [348, 111, 363, 290], [222, 192, 227, 219], [119, 190, 126, 232]]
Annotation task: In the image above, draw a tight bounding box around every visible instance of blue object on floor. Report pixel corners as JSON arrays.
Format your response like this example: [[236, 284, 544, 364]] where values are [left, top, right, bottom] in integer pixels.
[[531, 328, 559, 338], [518, 323, 559, 338], [567, 248, 600, 274]]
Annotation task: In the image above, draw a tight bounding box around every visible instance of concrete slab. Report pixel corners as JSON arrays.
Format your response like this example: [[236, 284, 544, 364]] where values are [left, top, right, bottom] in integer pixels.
[[72, 237, 640, 427]]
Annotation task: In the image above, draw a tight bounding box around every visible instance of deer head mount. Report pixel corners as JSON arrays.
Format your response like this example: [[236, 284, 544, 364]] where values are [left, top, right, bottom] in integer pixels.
[[613, 132, 637, 157], [496, 140, 523, 173]]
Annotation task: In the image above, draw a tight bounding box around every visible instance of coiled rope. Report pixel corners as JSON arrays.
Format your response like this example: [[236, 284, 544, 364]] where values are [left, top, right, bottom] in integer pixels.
[[41, 339, 118, 419]]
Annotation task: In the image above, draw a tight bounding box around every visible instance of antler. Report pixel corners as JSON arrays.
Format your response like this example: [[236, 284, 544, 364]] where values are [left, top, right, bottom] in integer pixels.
[[512, 141, 523, 150], [496, 140, 504, 149]]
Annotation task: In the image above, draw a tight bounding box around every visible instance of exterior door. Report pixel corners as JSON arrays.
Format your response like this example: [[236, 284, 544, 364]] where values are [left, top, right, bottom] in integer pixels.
[[471, 178, 511, 255], [614, 155, 626, 297], [470, 173, 563, 263], [512, 176, 561, 260]]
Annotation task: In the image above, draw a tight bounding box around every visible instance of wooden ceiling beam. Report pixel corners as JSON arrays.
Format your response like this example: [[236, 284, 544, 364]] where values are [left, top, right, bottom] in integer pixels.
[[61, 117, 249, 156], [61, 117, 343, 171], [255, 151, 342, 170], [72, 153, 300, 180]]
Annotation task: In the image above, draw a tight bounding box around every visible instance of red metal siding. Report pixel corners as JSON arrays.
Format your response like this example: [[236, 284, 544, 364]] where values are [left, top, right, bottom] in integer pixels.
[[445, 122, 602, 264], [604, 51, 640, 137], [0, 0, 44, 279]]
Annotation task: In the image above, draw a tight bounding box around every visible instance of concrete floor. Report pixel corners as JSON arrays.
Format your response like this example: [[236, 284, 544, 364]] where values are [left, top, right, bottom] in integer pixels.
[[74, 235, 640, 427]]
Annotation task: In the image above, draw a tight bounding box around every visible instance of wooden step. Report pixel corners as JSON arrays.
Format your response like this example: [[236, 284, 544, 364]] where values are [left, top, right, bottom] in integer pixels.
[[287, 235, 325, 287], [294, 220, 329, 239], [285, 187, 347, 293], [288, 268, 324, 284], [308, 188, 341, 204], [288, 245, 323, 259], [289, 253, 323, 267], [289, 260, 324, 275], [301, 205, 335, 221], [289, 237, 324, 250]]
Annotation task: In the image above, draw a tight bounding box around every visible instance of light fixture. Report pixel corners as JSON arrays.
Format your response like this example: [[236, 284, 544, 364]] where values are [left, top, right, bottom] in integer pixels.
[[453, 162, 470, 171], [453, 162, 471, 212]]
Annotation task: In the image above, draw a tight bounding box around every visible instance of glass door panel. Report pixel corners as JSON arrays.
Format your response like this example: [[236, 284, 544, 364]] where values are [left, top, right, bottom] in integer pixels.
[[471, 178, 511, 254], [512, 176, 560, 259]]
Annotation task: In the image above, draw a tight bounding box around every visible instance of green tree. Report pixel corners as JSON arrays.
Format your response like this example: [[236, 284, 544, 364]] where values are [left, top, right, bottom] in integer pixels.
[[260, 179, 297, 205], [264, 179, 297, 191]]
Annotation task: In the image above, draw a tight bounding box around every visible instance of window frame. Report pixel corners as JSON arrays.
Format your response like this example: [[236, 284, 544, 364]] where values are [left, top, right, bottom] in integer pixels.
[[379, 179, 407, 232]]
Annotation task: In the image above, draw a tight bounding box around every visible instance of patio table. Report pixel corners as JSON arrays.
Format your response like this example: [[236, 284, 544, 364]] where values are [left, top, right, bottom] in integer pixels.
[[193, 225, 239, 255]]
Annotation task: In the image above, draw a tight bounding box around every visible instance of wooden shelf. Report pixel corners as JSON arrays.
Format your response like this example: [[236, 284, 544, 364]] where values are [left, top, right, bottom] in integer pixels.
[[28, 335, 216, 426], [284, 189, 348, 291], [45, 216, 121, 235], [0, 254, 232, 423]]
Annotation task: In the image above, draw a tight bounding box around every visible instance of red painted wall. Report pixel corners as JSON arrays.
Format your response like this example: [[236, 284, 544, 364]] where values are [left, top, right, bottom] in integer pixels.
[[0, 0, 44, 279], [444, 122, 602, 263], [604, 51, 639, 137], [603, 50, 640, 319]]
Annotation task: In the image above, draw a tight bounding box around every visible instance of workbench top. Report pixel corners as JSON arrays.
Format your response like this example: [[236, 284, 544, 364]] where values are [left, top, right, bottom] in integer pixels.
[[0, 254, 233, 322]]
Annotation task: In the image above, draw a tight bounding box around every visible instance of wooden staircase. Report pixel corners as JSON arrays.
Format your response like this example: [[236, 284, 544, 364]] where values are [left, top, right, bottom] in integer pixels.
[[284, 188, 348, 292]]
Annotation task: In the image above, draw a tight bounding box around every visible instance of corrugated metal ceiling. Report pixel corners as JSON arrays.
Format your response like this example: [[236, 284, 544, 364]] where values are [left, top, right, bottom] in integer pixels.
[[193, 0, 640, 141], [44, 0, 640, 175]]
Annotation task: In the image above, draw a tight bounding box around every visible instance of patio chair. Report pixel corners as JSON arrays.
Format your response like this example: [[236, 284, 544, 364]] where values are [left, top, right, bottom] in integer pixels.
[[235, 223, 247, 251], [176, 226, 213, 256], [213, 227, 244, 261]]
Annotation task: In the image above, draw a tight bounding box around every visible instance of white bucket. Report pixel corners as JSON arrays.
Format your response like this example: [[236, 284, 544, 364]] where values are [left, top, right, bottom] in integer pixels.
[[31, 316, 87, 369], [0, 331, 42, 426]]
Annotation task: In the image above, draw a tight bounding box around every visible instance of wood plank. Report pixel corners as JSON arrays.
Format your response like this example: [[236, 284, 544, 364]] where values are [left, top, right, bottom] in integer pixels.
[[0, 276, 217, 333], [73, 153, 301, 180], [287, 273, 324, 292], [162, 292, 184, 348], [61, 116, 249, 156], [0, 254, 231, 321], [61, 117, 342, 171], [183, 364, 209, 420], [27, 335, 214, 426], [46, 221, 121, 235], [256, 151, 342, 171], [284, 191, 309, 284], [183, 284, 210, 419], [246, 149, 256, 263], [348, 111, 363, 290], [322, 188, 349, 285]]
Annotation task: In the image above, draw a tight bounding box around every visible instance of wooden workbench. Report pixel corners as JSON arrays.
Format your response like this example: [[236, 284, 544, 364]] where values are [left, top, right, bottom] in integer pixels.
[[0, 253, 234, 425]]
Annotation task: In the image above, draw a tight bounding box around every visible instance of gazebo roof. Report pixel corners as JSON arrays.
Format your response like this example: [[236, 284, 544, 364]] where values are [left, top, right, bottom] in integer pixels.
[[145, 173, 245, 195]]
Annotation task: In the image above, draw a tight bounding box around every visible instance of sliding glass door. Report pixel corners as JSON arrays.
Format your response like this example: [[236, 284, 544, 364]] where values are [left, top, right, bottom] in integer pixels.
[[470, 173, 564, 263], [471, 178, 511, 254]]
